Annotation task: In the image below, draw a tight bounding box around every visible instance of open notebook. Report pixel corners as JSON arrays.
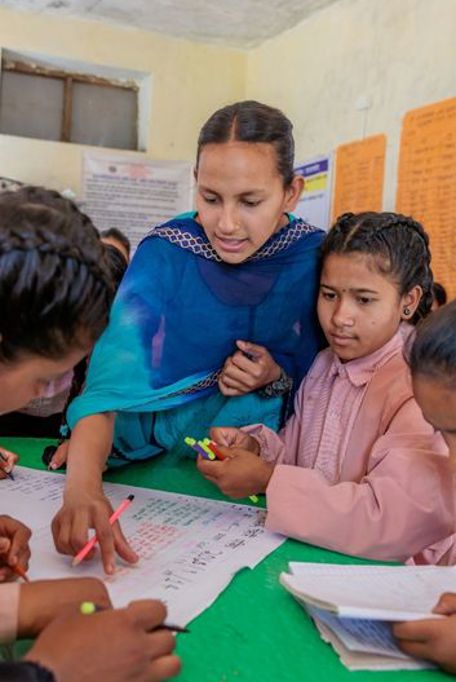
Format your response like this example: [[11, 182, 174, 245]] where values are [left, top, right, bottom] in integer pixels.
[[280, 562, 456, 671]]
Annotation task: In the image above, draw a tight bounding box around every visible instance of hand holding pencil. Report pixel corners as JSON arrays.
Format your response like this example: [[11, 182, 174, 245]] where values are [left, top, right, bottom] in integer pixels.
[[52, 491, 139, 575], [189, 434, 272, 502], [72, 494, 135, 567], [0, 514, 31, 582], [0, 447, 19, 480]]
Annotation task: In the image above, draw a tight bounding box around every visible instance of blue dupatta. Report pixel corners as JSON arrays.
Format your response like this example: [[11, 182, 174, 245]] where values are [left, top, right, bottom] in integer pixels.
[[68, 214, 324, 462]]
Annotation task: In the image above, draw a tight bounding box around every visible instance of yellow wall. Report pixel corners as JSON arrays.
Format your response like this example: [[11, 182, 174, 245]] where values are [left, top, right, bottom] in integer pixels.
[[0, 6, 246, 193], [2, 0, 456, 208], [247, 0, 456, 209]]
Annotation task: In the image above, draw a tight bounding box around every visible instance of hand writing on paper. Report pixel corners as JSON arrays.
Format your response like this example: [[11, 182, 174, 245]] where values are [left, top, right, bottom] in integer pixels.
[[0, 446, 19, 479], [0, 515, 31, 582], [24, 599, 180, 682], [218, 340, 281, 396], [210, 426, 260, 454], [52, 491, 138, 575], [393, 613, 456, 674], [197, 446, 274, 498]]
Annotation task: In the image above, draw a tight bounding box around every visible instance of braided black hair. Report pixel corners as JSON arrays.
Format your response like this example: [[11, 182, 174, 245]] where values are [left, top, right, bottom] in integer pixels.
[[321, 212, 434, 323], [0, 189, 114, 363], [54, 241, 128, 448]]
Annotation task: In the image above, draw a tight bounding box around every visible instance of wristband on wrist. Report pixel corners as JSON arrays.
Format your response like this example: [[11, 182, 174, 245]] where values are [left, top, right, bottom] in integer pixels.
[[258, 368, 293, 398]]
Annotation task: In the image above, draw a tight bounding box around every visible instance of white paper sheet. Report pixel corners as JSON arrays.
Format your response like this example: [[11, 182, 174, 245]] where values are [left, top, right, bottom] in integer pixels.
[[282, 562, 456, 620], [3, 468, 285, 625]]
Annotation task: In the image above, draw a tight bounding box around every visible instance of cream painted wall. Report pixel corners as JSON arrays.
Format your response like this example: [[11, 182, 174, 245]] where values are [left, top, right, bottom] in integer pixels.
[[247, 0, 456, 210], [0, 6, 246, 193], [1, 0, 455, 208]]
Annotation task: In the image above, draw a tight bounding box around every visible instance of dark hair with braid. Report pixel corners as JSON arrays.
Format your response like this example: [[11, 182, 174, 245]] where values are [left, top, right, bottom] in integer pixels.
[[0, 187, 114, 363], [53, 241, 128, 451], [409, 300, 456, 386], [321, 212, 434, 323], [196, 100, 295, 187]]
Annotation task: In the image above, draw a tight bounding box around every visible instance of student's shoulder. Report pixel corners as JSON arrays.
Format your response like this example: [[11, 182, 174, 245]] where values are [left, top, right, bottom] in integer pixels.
[[369, 349, 414, 408]]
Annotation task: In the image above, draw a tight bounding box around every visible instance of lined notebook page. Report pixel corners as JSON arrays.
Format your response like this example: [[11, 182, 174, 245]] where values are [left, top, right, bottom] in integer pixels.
[[281, 562, 456, 620]]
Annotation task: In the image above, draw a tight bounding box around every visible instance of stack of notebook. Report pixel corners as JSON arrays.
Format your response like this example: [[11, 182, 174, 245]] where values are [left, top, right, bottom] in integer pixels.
[[280, 562, 456, 671]]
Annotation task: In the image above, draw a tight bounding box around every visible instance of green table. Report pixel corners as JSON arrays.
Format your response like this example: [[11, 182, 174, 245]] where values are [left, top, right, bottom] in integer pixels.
[[3, 437, 452, 682]]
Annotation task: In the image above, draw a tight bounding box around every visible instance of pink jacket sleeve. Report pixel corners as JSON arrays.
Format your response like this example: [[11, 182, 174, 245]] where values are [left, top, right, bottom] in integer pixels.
[[243, 379, 306, 465], [0, 582, 20, 643], [263, 399, 455, 562]]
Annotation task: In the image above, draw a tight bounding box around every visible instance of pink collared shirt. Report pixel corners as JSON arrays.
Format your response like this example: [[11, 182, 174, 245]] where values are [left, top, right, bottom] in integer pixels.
[[246, 326, 455, 562], [0, 582, 20, 643]]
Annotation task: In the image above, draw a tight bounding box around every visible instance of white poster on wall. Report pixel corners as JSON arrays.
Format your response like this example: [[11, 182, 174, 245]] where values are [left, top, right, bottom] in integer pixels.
[[294, 154, 333, 231], [82, 152, 194, 252]]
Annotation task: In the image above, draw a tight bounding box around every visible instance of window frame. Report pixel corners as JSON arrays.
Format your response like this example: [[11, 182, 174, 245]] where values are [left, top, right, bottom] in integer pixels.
[[1, 56, 141, 149]]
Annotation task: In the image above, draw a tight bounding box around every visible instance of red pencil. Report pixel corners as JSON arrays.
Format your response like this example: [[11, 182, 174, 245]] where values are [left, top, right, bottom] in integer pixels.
[[13, 564, 30, 583], [206, 441, 226, 460]]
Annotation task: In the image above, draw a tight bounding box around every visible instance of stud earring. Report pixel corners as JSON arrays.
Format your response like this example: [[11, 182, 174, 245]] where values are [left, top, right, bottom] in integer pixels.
[[403, 307, 411, 316]]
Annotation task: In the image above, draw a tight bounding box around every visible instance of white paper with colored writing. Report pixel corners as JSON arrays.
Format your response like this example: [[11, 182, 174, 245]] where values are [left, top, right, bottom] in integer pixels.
[[3, 467, 285, 625]]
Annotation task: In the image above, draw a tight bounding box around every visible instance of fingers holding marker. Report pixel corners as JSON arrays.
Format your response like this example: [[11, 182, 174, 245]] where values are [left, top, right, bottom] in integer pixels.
[[71, 494, 136, 575], [0, 448, 18, 480]]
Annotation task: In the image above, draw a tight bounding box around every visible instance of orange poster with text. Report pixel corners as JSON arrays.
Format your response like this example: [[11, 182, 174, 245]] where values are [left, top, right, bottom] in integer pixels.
[[332, 134, 386, 222], [396, 98, 456, 299]]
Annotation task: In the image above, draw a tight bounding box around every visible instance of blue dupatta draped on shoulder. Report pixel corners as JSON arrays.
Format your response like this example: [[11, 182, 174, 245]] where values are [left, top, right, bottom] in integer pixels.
[[68, 214, 324, 463]]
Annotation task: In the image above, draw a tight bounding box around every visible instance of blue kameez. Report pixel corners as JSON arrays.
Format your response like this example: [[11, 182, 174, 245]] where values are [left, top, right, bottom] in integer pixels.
[[68, 214, 324, 464]]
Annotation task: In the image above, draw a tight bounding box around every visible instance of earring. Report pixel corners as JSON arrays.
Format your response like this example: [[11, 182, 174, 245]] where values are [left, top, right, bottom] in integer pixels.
[[403, 307, 411, 316]]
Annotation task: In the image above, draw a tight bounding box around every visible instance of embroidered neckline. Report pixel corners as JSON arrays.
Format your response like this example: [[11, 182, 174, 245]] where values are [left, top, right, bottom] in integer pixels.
[[148, 218, 318, 262]]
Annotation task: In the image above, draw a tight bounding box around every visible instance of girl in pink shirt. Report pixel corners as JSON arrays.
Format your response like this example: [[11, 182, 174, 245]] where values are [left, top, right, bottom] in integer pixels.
[[198, 211, 454, 563]]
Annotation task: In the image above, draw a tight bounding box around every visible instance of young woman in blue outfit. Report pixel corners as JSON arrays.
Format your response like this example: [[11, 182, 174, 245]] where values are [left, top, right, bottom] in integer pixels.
[[52, 100, 325, 572]]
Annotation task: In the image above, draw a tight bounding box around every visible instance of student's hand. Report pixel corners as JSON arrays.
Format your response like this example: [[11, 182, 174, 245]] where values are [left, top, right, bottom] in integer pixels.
[[393, 615, 456, 673], [210, 426, 260, 454], [433, 592, 456, 616], [197, 446, 274, 498], [48, 440, 69, 470], [18, 577, 111, 638], [24, 599, 180, 682], [219, 340, 281, 396], [0, 515, 31, 582], [0, 446, 19, 479], [51, 491, 139, 575]]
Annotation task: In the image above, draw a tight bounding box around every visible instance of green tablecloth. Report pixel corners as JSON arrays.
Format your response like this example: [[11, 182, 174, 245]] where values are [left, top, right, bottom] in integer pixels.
[[3, 437, 452, 682]]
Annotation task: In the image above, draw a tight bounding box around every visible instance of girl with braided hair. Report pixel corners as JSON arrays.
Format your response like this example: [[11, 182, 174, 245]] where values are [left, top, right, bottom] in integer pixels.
[[200, 211, 455, 564], [0, 185, 106, 444], [0, 191, 179, 682], [0, 191, 112, 418]]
